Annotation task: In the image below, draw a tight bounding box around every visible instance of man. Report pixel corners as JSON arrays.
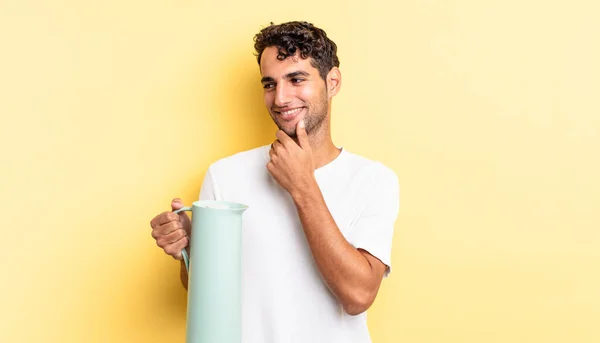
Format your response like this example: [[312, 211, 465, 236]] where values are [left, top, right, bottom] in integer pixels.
[[150, 21, 400, 342]]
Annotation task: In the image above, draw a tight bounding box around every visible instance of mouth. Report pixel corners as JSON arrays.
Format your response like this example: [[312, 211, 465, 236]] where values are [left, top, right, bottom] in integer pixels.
[[274, 107, 305, 121]]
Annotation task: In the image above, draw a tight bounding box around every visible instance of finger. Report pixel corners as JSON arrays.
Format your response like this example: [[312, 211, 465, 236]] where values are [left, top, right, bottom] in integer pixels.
[[156, 228, 188, 248], [154, 220, 182, 236], [150, 198, 186, 228], [171, 198, 184, 211], [296, 119, 309, 149], [164, 236, 189, 260], [272, 139, 284, 154], [151, 211, 179, 228], [171, 198, 191, 226], [275, 130, 295, 147], [266, 161, 276, 175], [269, 145, 276, 160]]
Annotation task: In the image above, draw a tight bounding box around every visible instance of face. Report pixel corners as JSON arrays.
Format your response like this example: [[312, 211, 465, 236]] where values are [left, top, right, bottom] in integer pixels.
[[260, 46, 329, 139]]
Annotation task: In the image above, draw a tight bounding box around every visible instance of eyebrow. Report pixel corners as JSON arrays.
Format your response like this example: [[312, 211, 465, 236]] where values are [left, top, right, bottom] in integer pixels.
[[286, 71, 310, 79], [261, 70, 311, 84]]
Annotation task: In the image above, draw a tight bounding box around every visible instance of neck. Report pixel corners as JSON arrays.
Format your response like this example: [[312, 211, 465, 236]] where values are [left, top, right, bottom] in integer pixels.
[[295, 118, 340, 170], [311, 138, 340, 170]]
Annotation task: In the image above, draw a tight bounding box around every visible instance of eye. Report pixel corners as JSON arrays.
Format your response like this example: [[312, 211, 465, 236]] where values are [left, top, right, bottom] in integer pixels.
[[291, 78, 305, 84], [263, 83, 275, 90]]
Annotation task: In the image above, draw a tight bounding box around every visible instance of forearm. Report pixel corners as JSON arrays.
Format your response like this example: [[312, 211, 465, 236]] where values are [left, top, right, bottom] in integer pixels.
[[291, 182, 380, 314]]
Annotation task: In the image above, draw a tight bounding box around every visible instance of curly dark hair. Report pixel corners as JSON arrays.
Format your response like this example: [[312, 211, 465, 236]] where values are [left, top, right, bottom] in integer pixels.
[[253, 21, 340, 81]]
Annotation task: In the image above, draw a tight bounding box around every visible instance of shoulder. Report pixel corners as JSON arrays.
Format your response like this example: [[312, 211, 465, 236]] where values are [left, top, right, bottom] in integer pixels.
[[207, 144, 270, 176], [342, 149, 399, 189]]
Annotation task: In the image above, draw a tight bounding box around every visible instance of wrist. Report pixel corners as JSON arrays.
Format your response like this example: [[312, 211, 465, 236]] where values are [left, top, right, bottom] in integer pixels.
[[290, 176, 320, 203]]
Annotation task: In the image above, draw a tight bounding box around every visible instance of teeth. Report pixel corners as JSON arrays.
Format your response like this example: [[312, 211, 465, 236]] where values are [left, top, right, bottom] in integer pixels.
[[281, 108, 302, 116]]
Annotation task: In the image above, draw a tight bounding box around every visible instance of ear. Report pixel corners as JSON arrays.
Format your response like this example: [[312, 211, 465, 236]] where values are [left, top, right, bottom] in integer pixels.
[[326, 67, 342, 98]]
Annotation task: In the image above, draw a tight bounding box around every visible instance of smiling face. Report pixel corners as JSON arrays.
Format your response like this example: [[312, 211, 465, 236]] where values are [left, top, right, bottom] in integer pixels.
[[260, 46, 330, 139]]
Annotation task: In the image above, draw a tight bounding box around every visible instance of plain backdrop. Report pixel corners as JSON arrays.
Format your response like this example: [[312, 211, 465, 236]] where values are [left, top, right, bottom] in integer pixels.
[[1, 1, 599, 342]]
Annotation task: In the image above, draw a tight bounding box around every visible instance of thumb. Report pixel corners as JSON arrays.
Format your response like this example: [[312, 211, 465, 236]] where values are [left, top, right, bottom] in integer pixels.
[[171, 198, 185, 211], [171, 198, 191, 225], [296, 119, 310, 149]]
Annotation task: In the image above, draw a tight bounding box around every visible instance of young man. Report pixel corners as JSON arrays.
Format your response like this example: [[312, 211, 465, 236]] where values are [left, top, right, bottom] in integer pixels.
[[150, 21, 400, 342]]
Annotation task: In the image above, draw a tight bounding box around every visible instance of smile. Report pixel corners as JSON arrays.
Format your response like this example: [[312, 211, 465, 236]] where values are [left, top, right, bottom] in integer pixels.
[[276, 107, 305, 120], [278, 107, 303, 116], [277, 107, 303, 116]]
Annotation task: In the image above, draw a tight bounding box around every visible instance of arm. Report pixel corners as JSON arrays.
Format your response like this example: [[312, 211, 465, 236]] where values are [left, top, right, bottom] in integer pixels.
[[291, 181, 388, 315], [267, 121, 395, 315]]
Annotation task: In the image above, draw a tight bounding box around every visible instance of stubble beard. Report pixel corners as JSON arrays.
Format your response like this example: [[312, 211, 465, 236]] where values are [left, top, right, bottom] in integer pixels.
[[272, 91, 329, 139]]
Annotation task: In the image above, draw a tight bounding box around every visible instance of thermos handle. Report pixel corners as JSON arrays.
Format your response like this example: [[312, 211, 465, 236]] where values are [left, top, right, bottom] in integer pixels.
[[173, 206, 193, 272]]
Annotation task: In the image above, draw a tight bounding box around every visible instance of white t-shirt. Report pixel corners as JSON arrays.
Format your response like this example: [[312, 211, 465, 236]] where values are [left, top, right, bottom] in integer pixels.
[[197, 144, 400, 343]]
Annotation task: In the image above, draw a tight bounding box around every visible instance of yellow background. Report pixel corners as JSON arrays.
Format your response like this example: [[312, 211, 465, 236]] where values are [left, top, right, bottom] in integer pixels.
[[1, 0, 598, 342]]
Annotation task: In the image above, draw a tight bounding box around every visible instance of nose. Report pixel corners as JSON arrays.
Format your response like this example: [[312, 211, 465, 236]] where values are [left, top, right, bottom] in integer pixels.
[[274, 83, 291, 107]]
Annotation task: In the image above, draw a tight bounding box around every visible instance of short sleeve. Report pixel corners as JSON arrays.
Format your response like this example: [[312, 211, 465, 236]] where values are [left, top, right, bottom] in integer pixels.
[[347, 165, 400, 277], [197, 165, 221, 201]]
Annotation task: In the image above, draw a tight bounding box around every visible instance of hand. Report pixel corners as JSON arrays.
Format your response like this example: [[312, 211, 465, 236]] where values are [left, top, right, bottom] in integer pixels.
[[149, 198, 191, 260], [267, 120, 316, 196]]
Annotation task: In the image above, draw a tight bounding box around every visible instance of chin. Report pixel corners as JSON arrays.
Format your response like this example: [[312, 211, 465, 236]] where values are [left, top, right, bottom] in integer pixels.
[[282, 127, 297, 138], [274, 121, 297, 137]]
